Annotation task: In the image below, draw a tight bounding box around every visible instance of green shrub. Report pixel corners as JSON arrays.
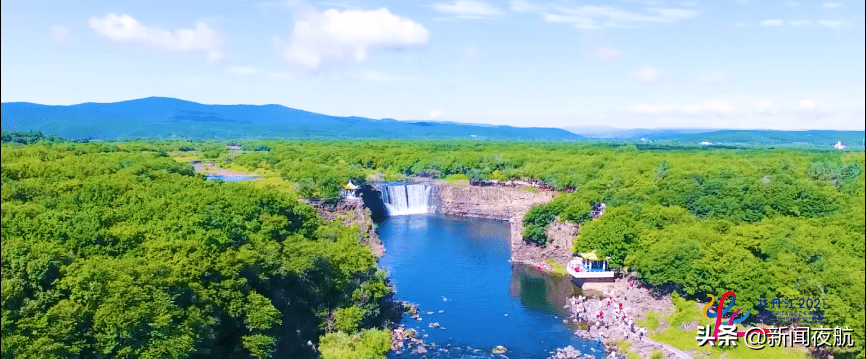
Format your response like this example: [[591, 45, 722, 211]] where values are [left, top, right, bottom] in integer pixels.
[[319, 329, 391, 359], [333, 307, 365, 333]]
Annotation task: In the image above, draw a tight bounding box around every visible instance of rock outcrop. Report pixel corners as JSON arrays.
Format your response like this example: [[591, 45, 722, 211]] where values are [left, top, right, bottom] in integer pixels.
[[565, 275, 681, 359], [308, 197, 385, 258], [511, 219, 579, 267], [434, 183, 576, 267], [549, 345, 595, 359], [434, 183, 556, 220]]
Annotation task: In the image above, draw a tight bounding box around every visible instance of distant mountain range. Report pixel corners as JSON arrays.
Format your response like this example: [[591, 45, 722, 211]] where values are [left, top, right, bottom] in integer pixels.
[[0, 97, 580, 140], [1, 97, 863, 146]]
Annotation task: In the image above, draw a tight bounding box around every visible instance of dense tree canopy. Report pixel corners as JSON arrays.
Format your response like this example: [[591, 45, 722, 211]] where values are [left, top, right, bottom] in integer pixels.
[[1, 141, 394, 359], [2, 135, 863, 358]]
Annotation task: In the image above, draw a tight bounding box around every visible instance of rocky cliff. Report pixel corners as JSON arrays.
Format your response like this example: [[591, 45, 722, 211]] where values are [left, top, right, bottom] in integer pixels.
[[511, 219, 579, 267], [434, 183, 575, 266], [434, 183, 556, 220], [308, 198, 385, 258]]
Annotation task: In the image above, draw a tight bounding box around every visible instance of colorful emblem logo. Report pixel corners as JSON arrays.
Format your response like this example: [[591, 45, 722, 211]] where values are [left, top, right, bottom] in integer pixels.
[[702, 290, 751, 338]]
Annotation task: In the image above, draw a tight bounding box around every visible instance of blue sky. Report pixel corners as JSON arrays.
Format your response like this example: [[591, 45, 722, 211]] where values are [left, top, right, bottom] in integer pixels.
[[1, 0, 864, 130]]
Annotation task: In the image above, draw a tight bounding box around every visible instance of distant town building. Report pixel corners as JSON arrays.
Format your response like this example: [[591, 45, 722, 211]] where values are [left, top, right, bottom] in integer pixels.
[[700, 141, 713, 145], [834, 141, 847, 150]]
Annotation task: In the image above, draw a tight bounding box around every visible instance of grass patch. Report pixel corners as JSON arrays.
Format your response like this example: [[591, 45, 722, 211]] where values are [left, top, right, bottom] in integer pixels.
[[638, 311, 661, 332], [443, 173, 469, 184], [550, 263, 568, 276], [615, 339, 641, 359], [650, 293, 810, 359], [170, 152, 199, 164]]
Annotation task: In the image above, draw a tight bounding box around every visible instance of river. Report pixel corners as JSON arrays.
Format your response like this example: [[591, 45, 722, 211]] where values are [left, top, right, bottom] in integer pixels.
[[377, 213, 605, 359]]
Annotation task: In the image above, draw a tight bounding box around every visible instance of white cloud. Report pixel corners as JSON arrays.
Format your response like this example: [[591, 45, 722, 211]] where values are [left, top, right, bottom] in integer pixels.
[[785, 1, 799, 6], [49, 26, 70, 42], [89, 14, 222, 61], [429, 109, 443, 118], [279, 7, 428, 70], [681, 1, 698, 6], [227, 66, 261, 75], [755, 100, 774, 112], [822, 3, 842, 8], [632, 66, 659, 83], [432, 1, 504, 18], [464, 45, 479, 59], [760, 19, 783, 26], [596, 46, 623, 59], [510, 0, 544, 13], [818, 20, 850, 29], [800, 99, 815, 108], [540, 6, 698, 29], [699, 73, 729, 83], [789, 20, 811, 26]]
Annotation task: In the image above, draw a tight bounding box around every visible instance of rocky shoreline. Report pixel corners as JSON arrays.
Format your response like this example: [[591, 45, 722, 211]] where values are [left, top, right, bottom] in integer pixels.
[[563, 275, 685, 359]]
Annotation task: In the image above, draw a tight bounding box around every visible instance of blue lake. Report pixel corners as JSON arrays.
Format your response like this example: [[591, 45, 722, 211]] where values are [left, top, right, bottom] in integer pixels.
[[205, 174, 260, 182], [377, 214, 605, 359]]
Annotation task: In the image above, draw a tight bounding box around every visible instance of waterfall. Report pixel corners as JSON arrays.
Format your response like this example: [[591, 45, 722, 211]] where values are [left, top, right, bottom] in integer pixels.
[[379, 183, 434, 215]]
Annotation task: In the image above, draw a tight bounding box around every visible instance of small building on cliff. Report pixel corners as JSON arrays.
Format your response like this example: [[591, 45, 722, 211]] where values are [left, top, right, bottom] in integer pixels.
[[342, 181, 358, 198]]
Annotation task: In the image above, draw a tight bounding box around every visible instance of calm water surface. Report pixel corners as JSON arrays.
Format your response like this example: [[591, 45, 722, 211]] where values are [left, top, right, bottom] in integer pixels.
[[205, 174, 260, 182], [377, 214, 605, 359]]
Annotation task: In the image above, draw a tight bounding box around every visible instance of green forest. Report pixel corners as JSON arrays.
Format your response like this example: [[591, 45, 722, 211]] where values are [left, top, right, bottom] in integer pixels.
[[2, 132, 864, 358], [1, 138, 395, 359]]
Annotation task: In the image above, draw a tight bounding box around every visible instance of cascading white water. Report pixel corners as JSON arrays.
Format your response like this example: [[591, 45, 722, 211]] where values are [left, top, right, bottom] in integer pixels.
[[380, 183, 434, 215]]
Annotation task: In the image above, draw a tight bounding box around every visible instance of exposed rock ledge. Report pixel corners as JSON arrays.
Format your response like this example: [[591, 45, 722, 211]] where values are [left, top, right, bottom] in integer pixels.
[[308, 198, 385, 258], [434, 183, 574, 267]]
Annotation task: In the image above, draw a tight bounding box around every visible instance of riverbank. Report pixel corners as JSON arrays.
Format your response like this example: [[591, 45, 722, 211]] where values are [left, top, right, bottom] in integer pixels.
[[563, 275, 687, 359], [433, 182, 577, 268]]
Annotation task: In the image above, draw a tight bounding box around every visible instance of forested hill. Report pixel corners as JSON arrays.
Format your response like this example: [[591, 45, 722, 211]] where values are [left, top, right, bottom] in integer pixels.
[[0, 97, 580, 140]]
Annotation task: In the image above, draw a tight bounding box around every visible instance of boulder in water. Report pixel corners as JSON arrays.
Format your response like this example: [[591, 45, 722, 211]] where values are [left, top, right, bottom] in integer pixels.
[[492, 345, 507, 354]]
